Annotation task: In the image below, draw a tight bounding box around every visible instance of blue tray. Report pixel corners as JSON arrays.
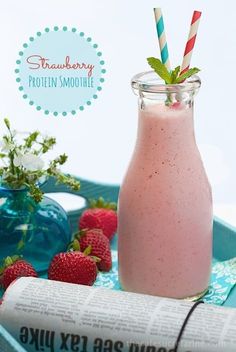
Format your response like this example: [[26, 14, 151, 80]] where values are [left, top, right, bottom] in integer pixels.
[[1, 177, 236, 351], [1, 177, 236, 306]]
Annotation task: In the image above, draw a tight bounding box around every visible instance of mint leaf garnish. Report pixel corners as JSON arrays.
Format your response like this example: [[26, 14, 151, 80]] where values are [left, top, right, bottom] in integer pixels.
[[170, 66, 180, 83], [147, 57, 171, 84], [175, 67, 200, 83], [147, 57, 200, 84]]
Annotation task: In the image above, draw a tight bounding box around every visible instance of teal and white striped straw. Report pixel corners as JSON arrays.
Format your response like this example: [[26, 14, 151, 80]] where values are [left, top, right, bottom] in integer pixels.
[[154, 8, 171, 71]]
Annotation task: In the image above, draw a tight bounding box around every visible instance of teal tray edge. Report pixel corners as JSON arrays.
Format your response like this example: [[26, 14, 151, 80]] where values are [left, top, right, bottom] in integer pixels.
[[0, 325, 27, 352]]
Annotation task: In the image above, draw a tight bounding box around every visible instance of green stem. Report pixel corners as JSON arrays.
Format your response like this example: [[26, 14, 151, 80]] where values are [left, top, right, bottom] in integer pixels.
[[9, 151, 15, 175]]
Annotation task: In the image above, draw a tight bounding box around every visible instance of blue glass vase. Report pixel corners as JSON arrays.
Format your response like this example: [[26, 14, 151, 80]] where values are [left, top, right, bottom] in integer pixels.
[[0, 185, 71, 273]]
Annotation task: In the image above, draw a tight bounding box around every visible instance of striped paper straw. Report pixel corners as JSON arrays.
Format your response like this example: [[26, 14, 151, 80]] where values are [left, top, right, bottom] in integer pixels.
[[180, 11, 202, 74], [154, 8, 171, 71]]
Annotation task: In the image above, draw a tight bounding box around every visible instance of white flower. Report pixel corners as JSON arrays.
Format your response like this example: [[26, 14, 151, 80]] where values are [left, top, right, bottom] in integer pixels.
[[13, 154, 23, 167], [13, 153, 44, 171], [0, 139, 14, 152]]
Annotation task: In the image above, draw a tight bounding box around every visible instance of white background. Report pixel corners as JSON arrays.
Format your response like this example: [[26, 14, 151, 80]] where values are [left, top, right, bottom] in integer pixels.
[[0, 0, 235, 218]]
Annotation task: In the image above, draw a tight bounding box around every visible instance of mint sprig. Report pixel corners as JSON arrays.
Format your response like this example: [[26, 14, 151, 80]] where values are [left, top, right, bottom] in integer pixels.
[[175, 67, 200, 83], [147, 57, 172, 84], [147, 57, 200, 84], [170, 65, 180, 83]]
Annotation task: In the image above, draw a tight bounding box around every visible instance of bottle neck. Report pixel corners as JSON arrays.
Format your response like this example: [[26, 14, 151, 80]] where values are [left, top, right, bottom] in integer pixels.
[[136, 101, 196, 154]]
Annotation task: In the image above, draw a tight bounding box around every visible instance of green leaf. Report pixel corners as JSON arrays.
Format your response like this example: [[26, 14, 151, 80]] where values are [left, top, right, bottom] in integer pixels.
[[24, 131, 40, 148], [5, 256, 13, 267], [170, 66, 180, 83], [83, 245, 92, 256], [89, 197, 117, 210], [78, 229, 88, 238], [0, 153, 6, 158], [11, 255, 21, 262], [29, 183, 43, 203], [176, 67, 200, 83], [4, 118, 10, 130], [72, 239, 80, 251], [41, 136, 56, 153], [147, 57, 171, 84], [2, 255, 21, 270], [17, 239, 26, 251]]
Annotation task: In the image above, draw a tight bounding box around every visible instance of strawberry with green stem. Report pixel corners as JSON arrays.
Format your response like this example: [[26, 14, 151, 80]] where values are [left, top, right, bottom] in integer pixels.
[[79, 197, 117, 241], [48, 246, 99, 286], [0, 256, 37, 290], [70, 228, 112, 272]]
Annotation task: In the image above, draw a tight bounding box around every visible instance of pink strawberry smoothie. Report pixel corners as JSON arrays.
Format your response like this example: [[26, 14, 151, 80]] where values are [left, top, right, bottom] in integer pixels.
[[118, 102, 212, 299]]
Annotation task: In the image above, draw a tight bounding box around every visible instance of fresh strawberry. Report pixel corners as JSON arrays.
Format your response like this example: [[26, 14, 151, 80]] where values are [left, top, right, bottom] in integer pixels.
[[48, 250, 97, 286], [170, 102, 182, 109], [79, 197, 117, 240], [0, 256, 37, 290], [74, 229, 112, 272]]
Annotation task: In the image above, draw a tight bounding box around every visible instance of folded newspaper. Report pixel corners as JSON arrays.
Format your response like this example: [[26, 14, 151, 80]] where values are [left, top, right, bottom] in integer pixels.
[[0, 277, 236, 352]]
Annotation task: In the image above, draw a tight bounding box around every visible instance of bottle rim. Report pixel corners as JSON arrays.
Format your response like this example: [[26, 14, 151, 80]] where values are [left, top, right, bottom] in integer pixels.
[[131, 70, 201, 95]]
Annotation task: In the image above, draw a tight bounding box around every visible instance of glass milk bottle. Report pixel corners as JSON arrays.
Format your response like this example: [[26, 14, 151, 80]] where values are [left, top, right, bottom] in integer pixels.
[[118, 71, 212, 300]]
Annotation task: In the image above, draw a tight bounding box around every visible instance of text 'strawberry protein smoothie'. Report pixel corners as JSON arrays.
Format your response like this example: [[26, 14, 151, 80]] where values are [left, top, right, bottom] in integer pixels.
[[118, 71, 212, 299]]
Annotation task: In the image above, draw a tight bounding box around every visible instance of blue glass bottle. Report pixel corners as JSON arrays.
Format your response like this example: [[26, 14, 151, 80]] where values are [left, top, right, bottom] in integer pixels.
[[0, 184, 71, 273]]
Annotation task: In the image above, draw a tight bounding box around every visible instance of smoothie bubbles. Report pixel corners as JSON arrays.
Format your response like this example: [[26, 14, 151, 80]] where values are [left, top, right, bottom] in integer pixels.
[[118, 9, 213, 300]]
